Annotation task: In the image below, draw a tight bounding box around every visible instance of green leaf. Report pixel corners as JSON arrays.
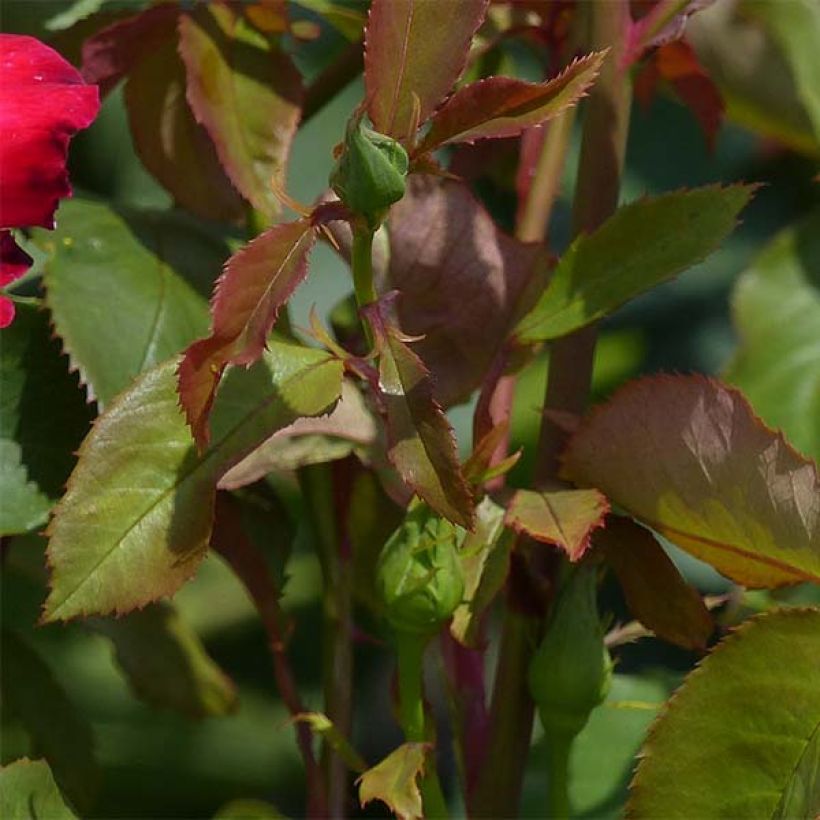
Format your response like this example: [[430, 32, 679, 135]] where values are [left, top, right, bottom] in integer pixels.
[[91, 603, 237, 718], [43, 342, 343, 621], [37, 198, 225, 407], [358, 742, 429, 820], [178, 3, 302, 218], [627, 607, 820, 819], [214, 799, 286, 819], [294, 712, 367, 773], [178, 220, 316, 447], [0, 305, 92, 536], [418, 52, 605, 152], [1, 631, 98, 812], [0, 759, 77, 820], [516, 185, 755, 343], [599, 517, 713, 650], [563, 375, 820, 588], [505, 488, 609, 562], [726, 209, 820, 461], [363, 303, 474, 529], [364, 0, 488, 141]]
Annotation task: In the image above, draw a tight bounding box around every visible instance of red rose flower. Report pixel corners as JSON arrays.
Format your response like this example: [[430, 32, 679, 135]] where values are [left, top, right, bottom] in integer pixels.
[[0, 34, 99, 327]]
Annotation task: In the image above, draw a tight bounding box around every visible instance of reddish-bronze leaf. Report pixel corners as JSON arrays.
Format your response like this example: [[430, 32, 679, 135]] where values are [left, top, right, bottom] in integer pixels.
[[505, 487, 609, 561], [363, 300, 474, 529], [624, 0, 716, 66], [417, 51, 605, 153], [563, 375, 820, 588], [598, 516, 713, 650], [364, 0, 489, 142], [179, 219, 316, 447], [178, 3, 303, 217]]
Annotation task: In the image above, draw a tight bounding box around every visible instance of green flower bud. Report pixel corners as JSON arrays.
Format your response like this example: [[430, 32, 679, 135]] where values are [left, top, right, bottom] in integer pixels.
[[330, 113, 408, 228], [376, 503, 465, 637], [528, 563, 613, 741]]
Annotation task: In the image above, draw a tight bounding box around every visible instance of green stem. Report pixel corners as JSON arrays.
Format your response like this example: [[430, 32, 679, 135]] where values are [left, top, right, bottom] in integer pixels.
[[351, 223, 376, 347], [547, 734, 573, 820]]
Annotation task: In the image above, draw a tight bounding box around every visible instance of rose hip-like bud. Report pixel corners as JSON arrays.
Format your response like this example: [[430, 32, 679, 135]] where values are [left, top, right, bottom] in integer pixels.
[[528, 562, 613, 741], [376, 503, 465, 637], [330, 112, 408, 229]]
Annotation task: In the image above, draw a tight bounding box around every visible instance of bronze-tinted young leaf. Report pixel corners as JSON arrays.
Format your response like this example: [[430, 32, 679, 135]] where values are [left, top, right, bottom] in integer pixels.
[[178, 220, 316, 447], [358, 742, 429, 820], [563, 375, 820, 588], [0, 759, 77, 820], [123, 31, 244, 223], [418, 52, 605, 153], [598, 517, 713, 650], [364, 302, 474, 529], [505, 487, 609, 562], [178, 3, 303, 218], [384, 175, 545, 407], [43, 343, 343, 621], [364, 0, 489, 141], [516, 185, 754, 343], [91, 603, 238, 718], [627, 607, 820, 819]]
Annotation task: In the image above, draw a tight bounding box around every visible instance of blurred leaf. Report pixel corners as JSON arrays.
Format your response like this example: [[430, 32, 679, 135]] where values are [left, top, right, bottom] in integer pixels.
[[1, 631, 98, 812], [364, 0, 488, 141], [91, 602, 238, 718], [598, 517, 713, 650], [358, 742, 429, 820], [179, 3, 302, 218], [294, 712, 367, 773], [0, 305, 92, 536], [418, 52, 604, 152], [505, 488, 609, 562], [516, 185, 754, 343], [37, 198, 225, 406], [179, 220, 316, 447], [46, 0, 107, 32], [628, 607, 820, 819], [0, 759, 77, 820], [625, 0, 717, 62], [563, 375, 820, 588], [363, 302, 474, 529], [43, 344, 343, 621], [451, 496, 510, 648], [384, 175, 545, 407], [214, 799, 286, 819], [291, 0, 365, 41], [726, 209, 820, 461]]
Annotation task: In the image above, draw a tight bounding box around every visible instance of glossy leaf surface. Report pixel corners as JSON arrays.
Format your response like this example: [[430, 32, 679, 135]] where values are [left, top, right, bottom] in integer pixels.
[[37, 199, 224, 406], [599, 517, 713, 650], [563, 376, 820, 588], [0, 759, 77, 820], [628, 607, 820, 818], [44, 344, 343, 621], [418, 52, 604, 152], [505, 488, 609, 562], [726, 209, 820, 461], [179, 3, 302, 217], [364, 0, 488, 141], [178, 220, 316, 447], [358, 742, 428, 820], [516, 185, 753, 342]]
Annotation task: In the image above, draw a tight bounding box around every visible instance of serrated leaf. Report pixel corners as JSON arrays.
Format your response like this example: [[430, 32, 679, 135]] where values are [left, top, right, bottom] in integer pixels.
[[0, 759, 77, 820], [627, 607, 820, 819], [0, 305, 92, 536], [505, 487, 609, 562], [178, 3, 302, 218], [91, 602, 237, 717], [364, 0, 488, 141], [516, 185, 754, 343], [36, 198, 226, 407], [358, 742, 429, 820], [563, 375, 820, 588], [364, 302, 474, 529], [384, 175, 544, 407], [418, 52, 604, 153], [726, 209, 820, 461], [598, 517, 713, 650], [43, 343, 343, 621], [1, 631, 98, 812], [178, 220, 316, 448]]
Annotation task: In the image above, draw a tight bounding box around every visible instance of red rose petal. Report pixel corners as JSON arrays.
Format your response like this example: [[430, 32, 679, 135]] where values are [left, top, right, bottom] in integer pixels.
[[0, 34, 99, 230], [0, 230, 32, 328]]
